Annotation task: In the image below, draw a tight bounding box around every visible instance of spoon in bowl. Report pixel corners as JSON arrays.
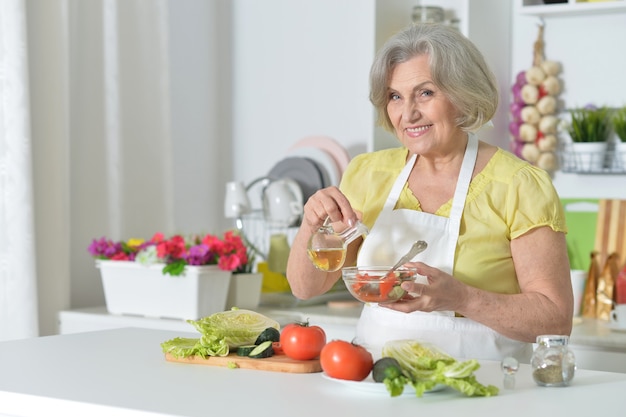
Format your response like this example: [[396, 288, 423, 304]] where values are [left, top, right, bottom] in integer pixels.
[[387, 240, 428, 275]]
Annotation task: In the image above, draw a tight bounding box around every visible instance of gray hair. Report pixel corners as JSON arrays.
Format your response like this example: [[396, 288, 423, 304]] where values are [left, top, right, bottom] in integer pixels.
[[370, 24, 498, 133]]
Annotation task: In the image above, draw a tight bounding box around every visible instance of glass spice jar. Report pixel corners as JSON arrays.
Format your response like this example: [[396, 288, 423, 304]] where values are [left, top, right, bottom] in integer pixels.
[[531, 335, 576, 387]]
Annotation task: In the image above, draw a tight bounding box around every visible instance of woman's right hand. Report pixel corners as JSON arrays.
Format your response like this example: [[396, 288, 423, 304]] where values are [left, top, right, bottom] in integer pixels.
[[286, 186, 360, 299], [301, 186, 358, 233]]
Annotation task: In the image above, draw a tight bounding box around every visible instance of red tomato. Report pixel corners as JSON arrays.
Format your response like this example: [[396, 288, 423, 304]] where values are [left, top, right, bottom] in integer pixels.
[[280, 321, 326, 361], [378, 272, 396, 299], [320, 340, 373, 381]]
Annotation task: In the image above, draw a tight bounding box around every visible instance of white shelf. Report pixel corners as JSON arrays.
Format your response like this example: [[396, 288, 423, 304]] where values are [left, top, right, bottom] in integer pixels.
[[551, 171, 626, 198], [519, 0, 626, 17]]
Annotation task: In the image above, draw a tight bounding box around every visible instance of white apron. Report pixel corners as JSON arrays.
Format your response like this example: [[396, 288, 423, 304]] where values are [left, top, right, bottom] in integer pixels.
[[356, 133, 532, 362]]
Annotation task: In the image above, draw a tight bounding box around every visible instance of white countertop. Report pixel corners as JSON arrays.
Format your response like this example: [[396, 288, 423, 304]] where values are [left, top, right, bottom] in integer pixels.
[[570, 317, 626, 351], [1, 328, 626, 417]]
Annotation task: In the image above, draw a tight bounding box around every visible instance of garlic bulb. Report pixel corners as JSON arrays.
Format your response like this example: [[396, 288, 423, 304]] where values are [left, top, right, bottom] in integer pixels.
[[522, 143, 540, 163], [540, 60, 561, 77], [539, 115, 559, 135], [541, 76, 561, 96], [537, 134, 557, 152], [521, 84, 539, 105], [521, 105, 542, 124], [520, 123, 538, 143], [536, 96, 557, 115], [525, 66, 547, 86], [537, 152, 557, 171]]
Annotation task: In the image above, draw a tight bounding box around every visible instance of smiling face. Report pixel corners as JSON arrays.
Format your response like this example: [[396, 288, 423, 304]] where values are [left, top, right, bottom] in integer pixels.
[[386, 55, 465, 157]]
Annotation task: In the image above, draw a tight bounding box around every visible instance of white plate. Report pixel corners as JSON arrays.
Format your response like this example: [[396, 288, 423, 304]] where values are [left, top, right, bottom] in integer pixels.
[[321, 374, 445, 396], [607, 323, 626, 333], [289, 136, 351, 173], [287, 147, 340, 187]]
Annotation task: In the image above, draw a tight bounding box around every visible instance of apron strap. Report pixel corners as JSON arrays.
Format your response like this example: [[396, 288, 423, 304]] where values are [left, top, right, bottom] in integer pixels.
[[449, 132, 478, 222], [383, 152, 416, 210]]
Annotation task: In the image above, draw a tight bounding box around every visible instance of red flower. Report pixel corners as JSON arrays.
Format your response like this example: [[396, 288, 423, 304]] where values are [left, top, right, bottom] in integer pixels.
[[111, 252, 130, 261], [156, 235, 186, 260]]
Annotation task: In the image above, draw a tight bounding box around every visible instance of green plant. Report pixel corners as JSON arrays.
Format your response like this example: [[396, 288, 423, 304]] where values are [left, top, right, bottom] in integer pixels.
[[612, 106, 626, 143], [568, 106, 612, 143]]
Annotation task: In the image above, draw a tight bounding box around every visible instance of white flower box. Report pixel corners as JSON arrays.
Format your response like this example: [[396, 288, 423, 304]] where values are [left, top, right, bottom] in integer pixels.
[[97, 260, 231, 320]]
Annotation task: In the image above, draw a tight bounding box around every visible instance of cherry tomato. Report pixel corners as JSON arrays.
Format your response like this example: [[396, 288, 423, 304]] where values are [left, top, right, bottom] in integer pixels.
[[271, 341, 284, 355], [280, 321, 326, 361], [320, 340, 373, 381]]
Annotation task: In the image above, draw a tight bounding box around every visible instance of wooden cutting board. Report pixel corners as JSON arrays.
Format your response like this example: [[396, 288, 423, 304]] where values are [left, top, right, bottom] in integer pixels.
[[165, 352, 322, 373]]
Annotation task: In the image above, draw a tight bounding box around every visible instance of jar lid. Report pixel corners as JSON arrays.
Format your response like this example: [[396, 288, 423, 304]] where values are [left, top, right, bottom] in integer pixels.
[[536, 334, 569, 346]]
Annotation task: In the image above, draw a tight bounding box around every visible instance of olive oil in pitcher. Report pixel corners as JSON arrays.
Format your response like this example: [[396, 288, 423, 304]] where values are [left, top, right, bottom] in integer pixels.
[[307, 219, 369, 272]]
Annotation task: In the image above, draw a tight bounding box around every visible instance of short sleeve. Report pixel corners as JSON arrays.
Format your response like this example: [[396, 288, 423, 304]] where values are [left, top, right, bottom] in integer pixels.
[[505, 164, 567, 239], [339, 153, 370, 214]]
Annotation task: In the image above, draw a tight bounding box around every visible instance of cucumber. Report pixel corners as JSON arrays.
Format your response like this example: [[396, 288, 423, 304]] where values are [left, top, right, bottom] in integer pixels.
[[387, 286, 406, 300], [236, 345, 257, 356], [255, 327, 280, 344], [248, 340, 274, 358]]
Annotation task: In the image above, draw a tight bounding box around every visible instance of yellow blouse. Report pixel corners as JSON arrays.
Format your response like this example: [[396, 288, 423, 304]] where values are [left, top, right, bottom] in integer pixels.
[[340, 146, 567, 294]]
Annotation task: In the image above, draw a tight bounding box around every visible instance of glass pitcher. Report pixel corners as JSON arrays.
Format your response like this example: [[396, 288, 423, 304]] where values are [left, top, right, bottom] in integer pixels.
[[307, 219, 369, 272]]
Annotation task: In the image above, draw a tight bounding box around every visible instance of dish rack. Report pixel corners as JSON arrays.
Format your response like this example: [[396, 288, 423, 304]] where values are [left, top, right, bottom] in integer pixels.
[[239, 210, 299, 261], [557, 144, 626, 175], [239, 210, 352, 307]]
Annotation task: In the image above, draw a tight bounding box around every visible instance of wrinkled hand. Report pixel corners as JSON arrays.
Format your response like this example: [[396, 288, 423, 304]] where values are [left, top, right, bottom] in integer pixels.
[[302, 186, 358, 232], [383, 262, 469, 314]]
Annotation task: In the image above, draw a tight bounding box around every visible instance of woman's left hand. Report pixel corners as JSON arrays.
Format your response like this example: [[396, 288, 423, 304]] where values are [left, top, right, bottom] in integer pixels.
[[382, 262, 469, 314]]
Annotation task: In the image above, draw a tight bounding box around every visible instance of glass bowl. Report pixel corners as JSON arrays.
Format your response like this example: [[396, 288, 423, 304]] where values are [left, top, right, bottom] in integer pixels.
[[342, 266, 417, 304]]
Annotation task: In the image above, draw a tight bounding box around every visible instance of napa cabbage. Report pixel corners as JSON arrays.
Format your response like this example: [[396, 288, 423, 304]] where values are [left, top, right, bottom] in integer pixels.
[[161, 309, 280, 358], [381, 339, 499, 397]]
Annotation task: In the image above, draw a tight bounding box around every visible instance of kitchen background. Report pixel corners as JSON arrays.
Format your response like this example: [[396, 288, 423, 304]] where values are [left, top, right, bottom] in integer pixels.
[[9, 0, 626, 338]]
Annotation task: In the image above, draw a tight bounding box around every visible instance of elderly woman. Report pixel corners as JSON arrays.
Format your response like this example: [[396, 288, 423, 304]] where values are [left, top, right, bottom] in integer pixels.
[[286, 24, 572, 362]]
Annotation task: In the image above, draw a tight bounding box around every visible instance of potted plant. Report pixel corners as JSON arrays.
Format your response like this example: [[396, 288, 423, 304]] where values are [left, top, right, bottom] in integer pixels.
[[88, 231, 251, 319], [611, 106, 626, 171], [567, 106, 612, 172]]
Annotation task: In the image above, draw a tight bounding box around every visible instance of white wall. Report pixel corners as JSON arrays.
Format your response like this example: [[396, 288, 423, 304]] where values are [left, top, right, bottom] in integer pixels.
[[231, 0, 376, 186]]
